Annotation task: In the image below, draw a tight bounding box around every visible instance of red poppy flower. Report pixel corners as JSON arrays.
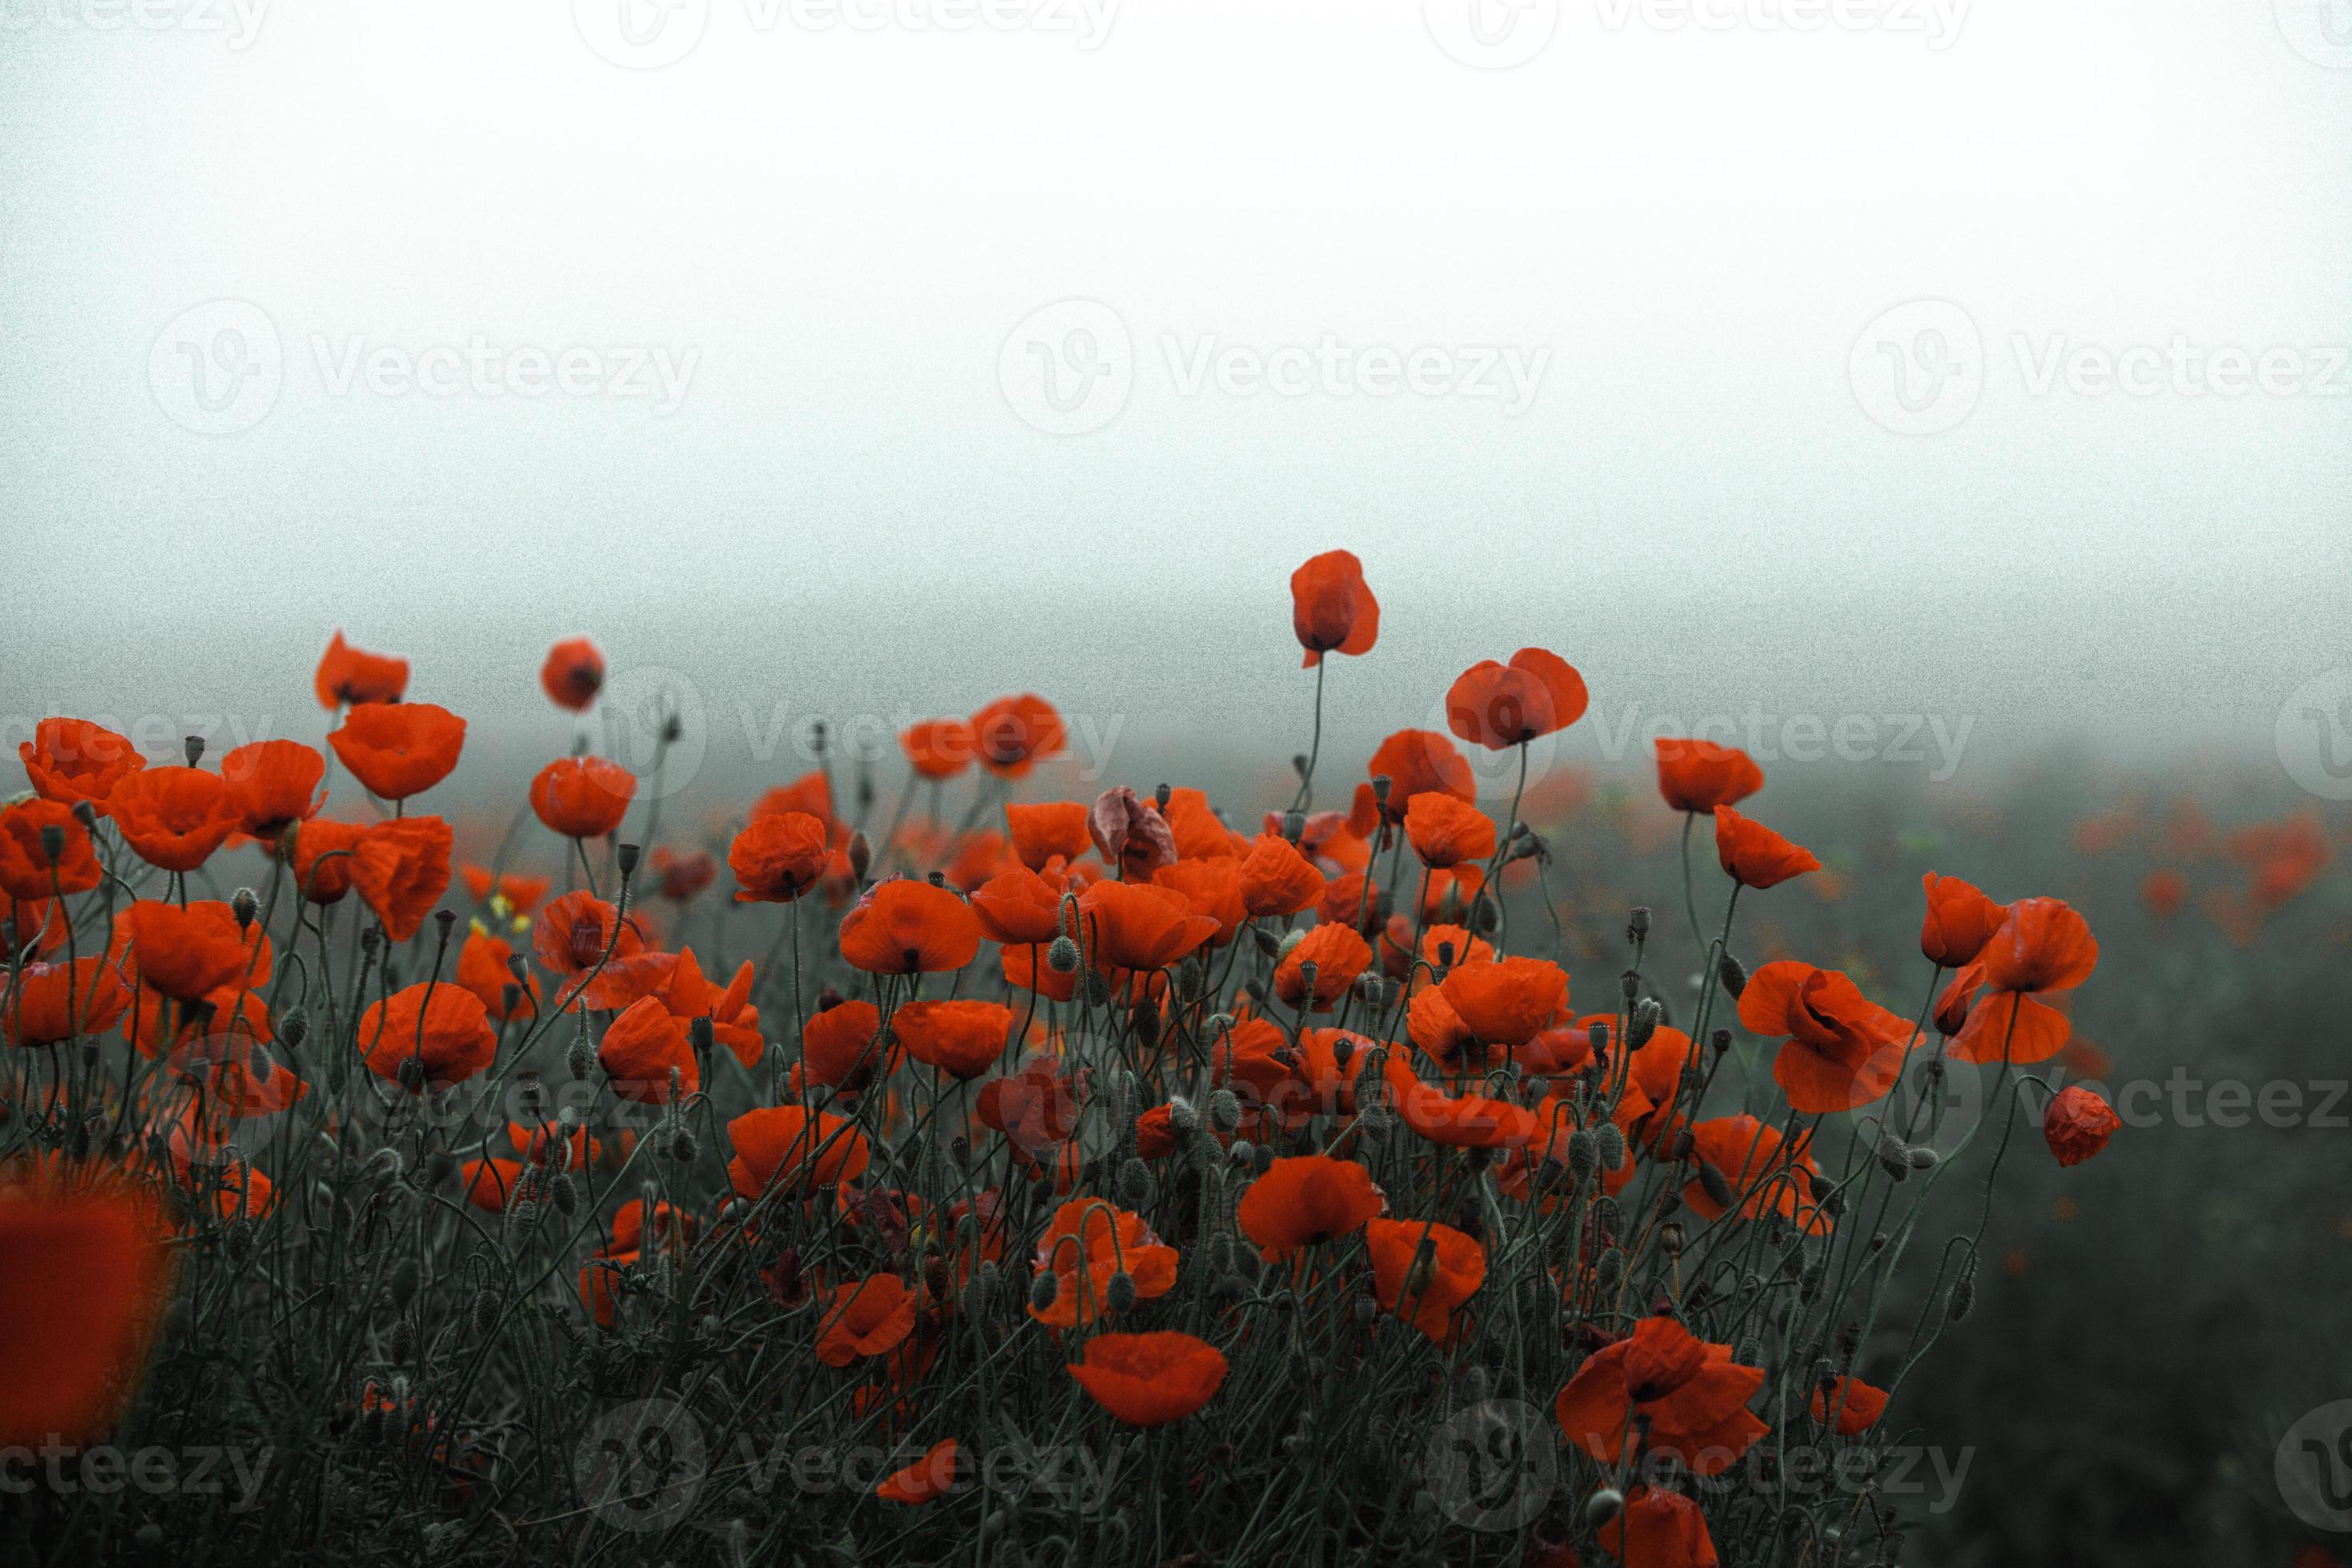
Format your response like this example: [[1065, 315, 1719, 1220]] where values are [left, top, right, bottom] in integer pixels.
[[838, 878, 984, 974], [358, 982, 498, 1090], [815, 1274, 918, 1366], [1068, 1331, 1228, 1426], [459, 863, 550, 915], [1712, 806, 1819, 890], [800, 999, 895, 1090], [970, 866, 1063, 946], [314, 630, 409, 709], [2, 957, 131, 1046], [646, 846, 716, 902], [328, 702, 466, 801], [1029, 1198, 1179, 1329], [1403, 792, 1496, 869], [1445, 648, 1588, 750], [217, 739, 326, 837], [1273, 921, 1372, 1011], [1682, 1115, 1825, 1230], [1382, 1054, 1537, 1150], [1950, 898, 2098, 1066], [1235, 1154, 1384, 1260], [1599, 1486, 1719, 1568], [1810, 1376, 1889, 1435], [107, 767, 238, 872], [968, 694, 1064, 778], [456, 931, 538, 1020], [2043, 1085, 2118, 1166], [598, 995, 698, 1104], [351, 815, 453, 944], [540, 636, 606, 711], [1152, 858, 1246, 944], [1290, 549, 1379, 668], [727, 1106, 871, 1198], [460, 1158, 526, 1214], [647, 949, 762, 1068], [1556, 1314, 1766, 1475], [892, 998, 1014, 1081], [876, 1438, 958, 1505], [0, 798, 102, 900], [0, 1180, 171, 1445], [1005, 802, 1091, 870], [1919, 872, 2005, 968], [1738, 961, 1914, 1114], [1653, 738, 1764, 814], [286, 819, 367, 904], [1238, 832, 1325, 918], [723, 810, 831, 905], [1215, 1022, 1362, 1130], [122, 899, 250, 1002], [534, 890, 649, 1002], [1364, 730, 1474, 826], [18, 718, 145, 811], [1363, 1217, 1486, 1341], [1077, 879, 1220, 976], [901, 719, 975, 781], [530, 756, 635, 840], [1437, 956, 1569, 1047]]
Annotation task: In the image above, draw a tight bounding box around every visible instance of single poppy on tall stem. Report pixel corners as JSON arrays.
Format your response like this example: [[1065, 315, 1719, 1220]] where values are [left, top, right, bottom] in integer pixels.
[[1287, 550, 1378, 812]]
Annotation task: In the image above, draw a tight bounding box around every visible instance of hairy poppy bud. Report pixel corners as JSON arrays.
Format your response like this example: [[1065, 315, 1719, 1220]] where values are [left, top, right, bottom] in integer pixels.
[[1696, 1160, 1734, 1210], [1253, 1142, 1274, 1175], [276, 1007, 309, 1051], [550, 1172, 581, 1215], [1228, 1140, 1255, 1169], [616, 842, 641, 879], [387, 1317, 417, 1364], [668, 1127, 698, 1165], [1594, 1123, 1626, 1170], [226, 886, 258, 930], [1105, 1270, 1138, 1314], [1594, 1248, 1625, 1296], [183, 734, 205, 767], [1718, 953, 1748, 999], [1627, 998, 1661, 1050], [1029, 1270, 1059, 1314], [1117, 1157, 1153, 1208], [566, 1035, 594, 1081], [1907, 1145, 1939, 1170], [1166, 1095, 1199, 1135], [1874, 1134, 1914, 1182], [36, 822, 66, 867], [1208, 1089, 1241, 1134], [1948, 1266, 1976, 1322], [1585, 1488, 1624, 1529], [1082, 970, 1111, 1008]]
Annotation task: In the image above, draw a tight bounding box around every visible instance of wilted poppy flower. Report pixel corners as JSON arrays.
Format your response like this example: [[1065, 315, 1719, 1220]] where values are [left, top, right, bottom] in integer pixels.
[[530, 756, 634, 840], [1363, 1217, 1485, 1341], [1598, 1486, 1719, 1568], [1811, 1376, 1889, 1435], [1438, 956, 1569, 1047], [1078, 879, 1219, 976], [1682, 1115, 1823, 1229], [1919, 872, 2005, 968], [329, 702, 466, 801], [1555, 1314, 1766, 1474], [2, 956, 131, 1046], [122, 900, 251, 1002], [1713, 806, 1819, 890], [1404, 792, 1496, 869], [314, 630, 409, 709], [358, 982, 498, 1090], [1290, 550, 1379, 667], [901, 719, 975, 782], [218, 739, 326, 837], [1273, 921, 1372, 1010], [969, 694, 1064, 778], [728, 812, 836, 904], [727, 1105, 871, 1198], [2043, 1085, 2118, 1166], [839, 878, 983, 974], [598, 995, 697, 1105], [19, 718, 145, 811], [456, 930, 538, 1020], [1738, 961, 1914, 1114], [877, 1438, 958, 1505], [1236, 1154, 1384, 1260], [107, 767, 237, 873], [815, 1274, 918, 1366], [1445, 649, 1588, 750], [540, 636, 606, 711], [1654, 738, 1764, 814], [892, 998, 1014, 1081], [1005, 802, 1090, 870], [286, 819, 367, 904], [0, 798, 102, 900], [350, 816, 453, 944], [1238, 832, 1325, 918], [1089, 787, 1177, 881], [1152, 858, 1246, 944], [0, 1180, 171, 1445], [1068, 1331, 1228, 1426]]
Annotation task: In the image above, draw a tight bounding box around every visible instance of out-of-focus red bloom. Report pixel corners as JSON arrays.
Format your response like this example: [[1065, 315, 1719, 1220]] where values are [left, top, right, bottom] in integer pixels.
[[540, 637, 605, 711], [646, 846, 716, 902], [1067, 1331, 1228, 1426], [1006, 802, 1091, 870], [730, 812, 830, 902], [598, 995, 696, 1104], [1238, 832, 1324, 918], [1273, 921, 1371, 1010], [1738, 961, 1915, 1114], [839, 879, 983, 974], [1152, 858, 1246, 944], [2141, 867, 2187, 920], [314, 630, 409, 709], [2043, 1086, 2118, 1166], [727, 1106, 871, 1198], [1077, 879, 1219, 975], [815, 1274, 917, 1366], [460, 1158, 526, 1214], [1089, 787, 1177, 881], [1598, 1486, 1718, 1568], [901, 719, 975, 781], [358, 982, 498, 1090], [1682, 1115, 1825, 1230], [1919, 872, 2005, 968], [1438, 956, 1569, 1047], [1382, 1054, 1536, 1150], [0, 1178, 171, 1445], [2, 957, 130, 1046], [19, 718, 144, 811], [0, 798, 102, 900], [351, 816, 453, 943], [530, 756, 634, 840], [969, 694, 1064, 778], [892, 998, 1014, 1081], [1555, 1314, 1766, 1474], [328, 702, 466, 801], [1712, 806, 1818, 890], [1445, 649, 1588, 750], [800, 999, 895, 1091], [978, 1054, 1085, 1160], [1811, 1375, 1889, 1435], [1403, 792, 1495, 869], [1654, 738, 1763, 814], [1235, 1154, 1384, 1260], [1290, 549, 1379, 668], [218, 740, 326, 838], [1030, 1198, 1178, 1330], [461, 864, 551, 915], [122, 900, 250, 1002], [107, 768, 237, 872], [751, 771, 834, 828], [877, 1438, 958, 1505], [1366, 730, 1474, 824], [287, 820, 367, 904], [456, 931, 538, 1020], [1363, 1217, 1485, 1341]]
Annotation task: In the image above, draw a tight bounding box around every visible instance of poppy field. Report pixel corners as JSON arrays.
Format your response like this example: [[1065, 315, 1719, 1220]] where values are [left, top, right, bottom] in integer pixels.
[[2, 551, 2346, 1568]]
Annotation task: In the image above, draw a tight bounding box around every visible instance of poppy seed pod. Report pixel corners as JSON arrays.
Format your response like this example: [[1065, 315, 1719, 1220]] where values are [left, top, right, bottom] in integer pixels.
[[1627, 998, 1661, 1050], [1628, 906, 1652, 941], [1711, 1027, 1731, 1054], [397, 1055, 427, 1092], [183, 734, 205, 767], [1718, 953, 1748, 998], [616, 843, 641, 878]]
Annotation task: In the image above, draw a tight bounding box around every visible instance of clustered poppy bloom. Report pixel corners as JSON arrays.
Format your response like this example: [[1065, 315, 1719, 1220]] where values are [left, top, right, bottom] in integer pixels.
[[798, 999, 895, 1090], [329, 702, 466, 801], [1445, 648, 1588, 750], [1363, 1217, 1486, 1341], [1654, 737, 1764, 814], [814, 1274, 917, 1367], [969, 694, 1064, 778], [1403, 791, 1495, 868], [901, 718, 975, 780], [1945, 896, 2099, 1065], [122, 900, 252, 1002], [1290, 549, 1379, 667], [726, 1105, 871, 1199], [1066, 1331, 1228, 1426], [598, 995, 697, 1104], [1236, 1154, 1384, 1260], [1738, 961, 1916, 1114], [1005, 801, 1090, 870], [1029, 1198, 1178, 1329], [350, 815, 454, 943], [218, 739, 326, 838], [540, 636, 606, 711], [2, 956, 131, 1046], [529, 755, 635, 839]]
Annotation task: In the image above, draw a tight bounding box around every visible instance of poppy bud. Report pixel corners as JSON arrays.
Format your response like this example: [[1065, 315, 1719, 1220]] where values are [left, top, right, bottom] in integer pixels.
[[225, 1218, 255, 1262], [551, 1172, 581, 1215], [1082, 970, 1110, 1008], [1105, 1270, 1138, 1314], [1696, 1160, 1734, 1210], [70, 799, 98, 830], [1627, 906, 1651, 941], [849, 831, 872, 884], [277, 1008, 310, 1050], [1469, 894, 1498, 935], [1874, 1134, 1914, 1182], [1228, 1141, 1254, 1169], [470, 1286, 501, 1336], [1627, 998, 1661, 1050], [387, 1318, 417, 1364], [690, 1015, 715, 1058], [1253, 1142, 1274, 1175], [1594, 1123, 1626, 1170], [36, 822, 66, 867], [1947, 1266, 1975, 1322], [1208, 1089, 1241, 1134], [1584, 1488, 1624, 1529], [668, 1127, 698, 1165], [183, 734, 205, 766], [1718, 953, 1748, 998], [1908, 1146, 1939, 1170], [616, 842, 641, 879], [1029, 1270, 1059, 1314], [1594, 1248, 1625, 1296], [566, 1035, 593, 1082], [397, 1055, 426, 1092]]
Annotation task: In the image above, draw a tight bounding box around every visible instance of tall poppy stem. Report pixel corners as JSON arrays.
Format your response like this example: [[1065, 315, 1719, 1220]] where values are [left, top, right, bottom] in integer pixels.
[[1290, 658, 1328, 816]]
